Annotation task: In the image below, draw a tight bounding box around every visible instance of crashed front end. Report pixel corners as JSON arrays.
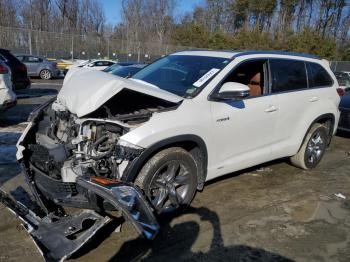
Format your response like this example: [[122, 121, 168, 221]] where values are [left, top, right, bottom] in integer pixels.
[[4, 96, 163, 261]]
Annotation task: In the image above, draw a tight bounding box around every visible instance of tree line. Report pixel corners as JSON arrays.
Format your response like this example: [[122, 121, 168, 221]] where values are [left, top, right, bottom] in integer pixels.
[[0, 0, 350, 60]]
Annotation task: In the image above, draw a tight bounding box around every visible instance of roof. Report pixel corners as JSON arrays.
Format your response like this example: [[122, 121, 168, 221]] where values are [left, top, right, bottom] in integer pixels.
[[172, 50, 320, 60]]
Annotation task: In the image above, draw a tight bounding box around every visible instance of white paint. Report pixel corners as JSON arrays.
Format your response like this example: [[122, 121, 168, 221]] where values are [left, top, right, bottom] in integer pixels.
[[0, 62, 16, 110], [19, 51, 341, 182], [56, 69, 183, 117]]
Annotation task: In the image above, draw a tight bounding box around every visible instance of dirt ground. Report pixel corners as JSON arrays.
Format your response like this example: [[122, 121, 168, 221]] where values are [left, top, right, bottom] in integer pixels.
[[0, 80, 350, 262]]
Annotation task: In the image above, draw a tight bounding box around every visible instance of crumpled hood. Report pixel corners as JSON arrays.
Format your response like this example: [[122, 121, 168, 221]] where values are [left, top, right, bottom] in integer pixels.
[[56, 69, 183, 117]]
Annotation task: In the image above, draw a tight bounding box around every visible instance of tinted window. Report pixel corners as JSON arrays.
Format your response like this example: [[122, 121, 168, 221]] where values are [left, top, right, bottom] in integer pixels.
[[16, 56, 24, 61], [27, 56, 42, 63], [307, 62, 333, 87], [270, 59, 308, 93], [94, 61, 104, 66]]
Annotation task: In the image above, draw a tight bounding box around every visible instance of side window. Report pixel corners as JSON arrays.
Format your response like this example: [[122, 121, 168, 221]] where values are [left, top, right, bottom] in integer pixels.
[[27, 56, 42, 63], [221, 59, 267, 97], [270, 59, 307, 93], [306, 62, 333, 88], [16, 56, 24, 62], [94, 61, 104, 66]]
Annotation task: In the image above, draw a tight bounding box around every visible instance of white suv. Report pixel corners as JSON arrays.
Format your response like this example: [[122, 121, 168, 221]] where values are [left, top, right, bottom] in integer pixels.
[[13, 51, 340, 259]]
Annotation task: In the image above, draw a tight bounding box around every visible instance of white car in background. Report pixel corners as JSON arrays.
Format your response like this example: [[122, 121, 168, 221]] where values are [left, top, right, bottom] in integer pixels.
[[67, 59, 115, 72], [0, 60, 16, 111]]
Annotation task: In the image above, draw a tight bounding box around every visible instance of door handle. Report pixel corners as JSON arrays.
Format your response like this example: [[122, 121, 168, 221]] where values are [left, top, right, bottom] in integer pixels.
[[309, 97, 319, 102], [264, 105, 278, 113]]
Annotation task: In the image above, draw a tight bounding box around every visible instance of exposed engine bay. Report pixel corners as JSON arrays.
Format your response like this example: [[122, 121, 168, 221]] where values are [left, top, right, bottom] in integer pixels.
[[2, 87, 180, 261], [28, 89, 178, 195]]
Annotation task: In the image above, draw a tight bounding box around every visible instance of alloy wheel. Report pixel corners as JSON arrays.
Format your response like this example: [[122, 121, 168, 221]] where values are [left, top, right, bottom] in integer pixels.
[[306, 131, 325, 165], [148, 160, 193, 213], [40, 69, 52, 80]]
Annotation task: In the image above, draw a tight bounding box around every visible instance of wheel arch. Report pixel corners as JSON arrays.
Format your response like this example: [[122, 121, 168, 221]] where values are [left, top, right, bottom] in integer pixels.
[[122, 134, 208, 190], [298, 113, 335, 151]]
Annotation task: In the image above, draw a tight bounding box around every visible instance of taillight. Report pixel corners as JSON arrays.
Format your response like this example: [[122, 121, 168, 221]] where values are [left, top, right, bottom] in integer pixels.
[[337, 88, 345, 96], [0, 64, 8, 74], [52, 62, 57, 68]]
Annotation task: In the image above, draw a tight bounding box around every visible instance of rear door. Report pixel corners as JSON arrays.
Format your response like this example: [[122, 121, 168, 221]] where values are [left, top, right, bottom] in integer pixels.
[[269, 59, 323, 157], [25, 56, 42, 75]]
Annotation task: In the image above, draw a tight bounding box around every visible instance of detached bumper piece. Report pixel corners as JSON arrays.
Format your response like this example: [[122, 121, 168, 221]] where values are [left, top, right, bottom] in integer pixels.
[[77, 177, 159, 240], [0, 189, 109, 261], [0, 178, 159, 261]]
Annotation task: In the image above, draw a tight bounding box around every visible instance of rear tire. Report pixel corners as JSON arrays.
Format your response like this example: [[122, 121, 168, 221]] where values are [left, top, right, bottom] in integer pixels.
[[290, 123, 329, 169], [39, 69, 52, 80], [135, 147, 198, 214]]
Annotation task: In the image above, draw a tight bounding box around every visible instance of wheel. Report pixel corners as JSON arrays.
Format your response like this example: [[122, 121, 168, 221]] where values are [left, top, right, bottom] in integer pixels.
[[39, 69, 52, 80], [135, 147, 198, 214], [290, 123, 329, 169]]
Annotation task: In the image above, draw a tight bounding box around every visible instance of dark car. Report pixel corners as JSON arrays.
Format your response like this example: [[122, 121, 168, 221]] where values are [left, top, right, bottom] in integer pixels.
[[338, 93, 350, 132], [16, 54, 61, 80], [110, 64, 146, 78], [0, 49, 31, 90], [334, 71, 350, 92], [103, 61, 140, 73]]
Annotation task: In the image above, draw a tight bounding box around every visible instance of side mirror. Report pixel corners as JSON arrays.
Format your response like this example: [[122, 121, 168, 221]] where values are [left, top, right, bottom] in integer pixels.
[[212, 82, 250, 100]]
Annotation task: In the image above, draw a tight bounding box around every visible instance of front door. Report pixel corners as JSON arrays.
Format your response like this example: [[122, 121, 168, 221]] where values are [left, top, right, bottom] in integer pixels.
[[209, 59, 278, 178]]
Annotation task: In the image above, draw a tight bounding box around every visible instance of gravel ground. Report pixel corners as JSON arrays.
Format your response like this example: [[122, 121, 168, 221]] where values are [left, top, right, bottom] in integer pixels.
[[0, 79, 349, 262]]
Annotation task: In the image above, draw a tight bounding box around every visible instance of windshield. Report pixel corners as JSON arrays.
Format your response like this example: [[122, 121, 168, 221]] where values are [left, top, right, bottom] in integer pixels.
[[104, 63, 121, 72], [111, 65, 145, 78], [131, 55, 231, 97]]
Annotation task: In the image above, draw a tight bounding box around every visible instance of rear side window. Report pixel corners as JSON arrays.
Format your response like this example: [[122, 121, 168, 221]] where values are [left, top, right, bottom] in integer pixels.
[[306, 62, 333, 87], [16, 56, 24, 62], [27, 56, 42, 63], [270, 59, 308, 93]]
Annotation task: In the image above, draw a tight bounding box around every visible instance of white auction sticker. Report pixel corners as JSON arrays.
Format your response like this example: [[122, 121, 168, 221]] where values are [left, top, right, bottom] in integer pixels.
[[193, 68, 220, 87]]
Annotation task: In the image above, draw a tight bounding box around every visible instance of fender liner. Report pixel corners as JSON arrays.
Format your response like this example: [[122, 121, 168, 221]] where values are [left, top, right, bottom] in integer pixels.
[[298, 113, 335, 151], [122, 134, 208, 190]]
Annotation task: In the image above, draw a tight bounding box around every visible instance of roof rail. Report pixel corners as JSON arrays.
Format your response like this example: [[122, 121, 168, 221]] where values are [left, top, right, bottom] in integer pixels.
[[231, 50, 320, 60]]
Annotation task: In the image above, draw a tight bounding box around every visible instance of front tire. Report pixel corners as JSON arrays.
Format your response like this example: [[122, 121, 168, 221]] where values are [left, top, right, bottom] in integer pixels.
[[39, 69, 52, 80], [290, 123, 329, 169], [135, 147, 198, 214]]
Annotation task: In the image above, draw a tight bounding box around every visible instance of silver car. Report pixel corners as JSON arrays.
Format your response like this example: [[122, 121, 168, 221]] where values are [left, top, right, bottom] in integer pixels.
[[16, 54, 61, 80]]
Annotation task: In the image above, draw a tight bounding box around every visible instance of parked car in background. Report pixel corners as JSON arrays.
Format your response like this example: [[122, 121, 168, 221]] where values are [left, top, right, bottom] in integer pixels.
[[110, 64, 146, 78], [334, 71, 350, 92], [340, 71, 350, 78], [0, 48, 30, 90], [15, 54, 61, 80], [53, 59, 73, 76], [338, 93, 350, 132], [77, 59, 115, 70], [103, 61, 140, 73], [0, 60, 16, 111]]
